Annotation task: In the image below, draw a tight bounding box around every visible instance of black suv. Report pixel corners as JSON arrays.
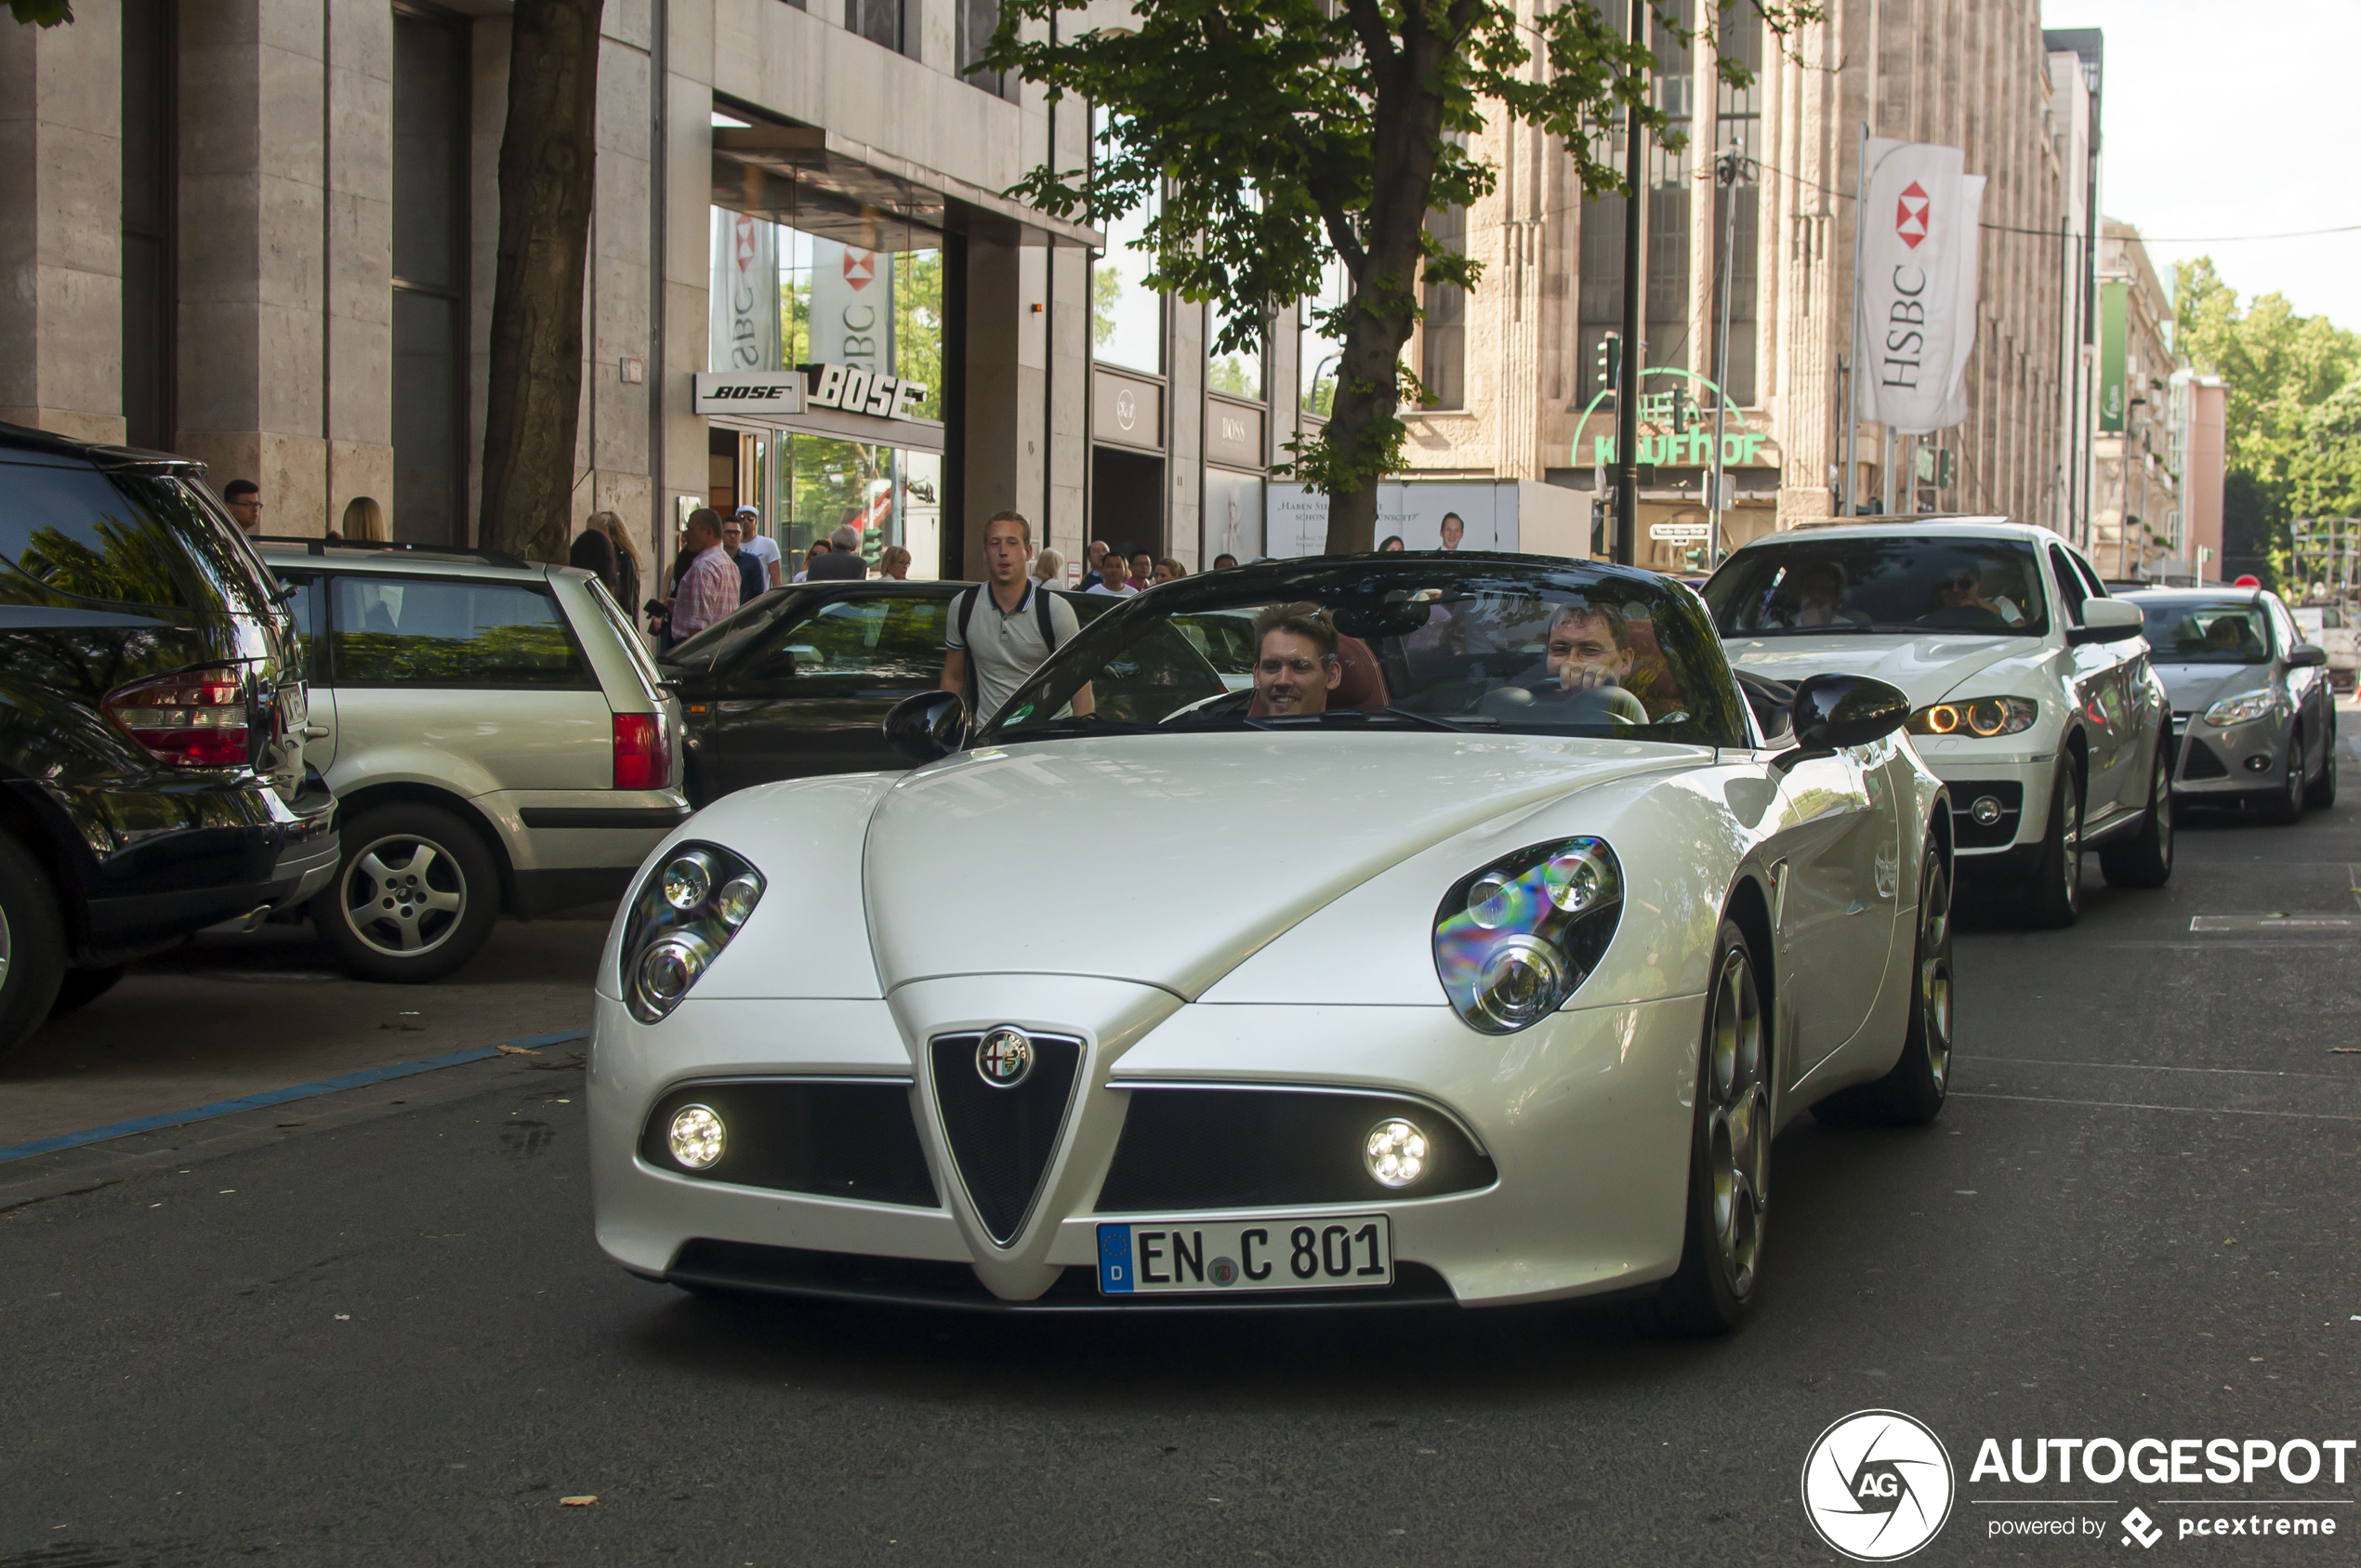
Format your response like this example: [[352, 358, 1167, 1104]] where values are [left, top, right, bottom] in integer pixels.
[[0, 421, 338, 1055]]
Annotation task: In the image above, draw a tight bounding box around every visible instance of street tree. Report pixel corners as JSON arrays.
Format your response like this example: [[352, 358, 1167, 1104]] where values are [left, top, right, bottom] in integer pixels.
[[983, 0, 1809, 554], [7, 2, 73, 26], [480, 0, 605, 562]]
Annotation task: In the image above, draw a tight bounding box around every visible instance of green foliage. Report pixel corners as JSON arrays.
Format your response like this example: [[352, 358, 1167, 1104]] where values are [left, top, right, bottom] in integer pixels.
[[983, 0, 1814, 546], [2176, 257, 2361, 587], [8, 1, 74, 26], [893, 248, 946, 422], [1090, 265, 1122, 349]]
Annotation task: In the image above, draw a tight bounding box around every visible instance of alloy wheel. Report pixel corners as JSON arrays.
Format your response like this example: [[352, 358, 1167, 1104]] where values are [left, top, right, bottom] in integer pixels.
[[1918, 862, 1953, 1092], [2153, 756, 2174, 871], [1705, 944, 1767, 1298], [339, 834, 468, 958], [0, 903, 11, 994], [2288, 745, 2304, 814], [2060, 787, 2082, 912]]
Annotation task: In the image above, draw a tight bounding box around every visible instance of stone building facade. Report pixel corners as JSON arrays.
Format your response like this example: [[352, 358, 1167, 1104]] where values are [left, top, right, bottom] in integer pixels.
[[2090, 218, 2190, 581], [1395, 0, 2099, 568], [0, 0, 1321, 582]]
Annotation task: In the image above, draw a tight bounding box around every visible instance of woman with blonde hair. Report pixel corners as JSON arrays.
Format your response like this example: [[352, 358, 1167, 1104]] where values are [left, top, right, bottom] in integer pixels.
[[589, 510, 642, 614], [878, 545, 914, 581], [1030, 547, 1065, 591], [340, 495, 388, 543]]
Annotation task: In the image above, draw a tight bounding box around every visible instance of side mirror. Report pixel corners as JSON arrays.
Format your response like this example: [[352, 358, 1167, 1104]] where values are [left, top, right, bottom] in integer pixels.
[[2069, 598, 2145, 646], [1787, 672, 1910, 755], [2288, 642, 2329, 668], [884, 691, 969, 764]]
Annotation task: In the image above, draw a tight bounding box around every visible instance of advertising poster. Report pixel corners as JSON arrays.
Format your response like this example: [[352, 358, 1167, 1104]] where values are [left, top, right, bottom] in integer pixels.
[[1855, 138, 1985, 433]]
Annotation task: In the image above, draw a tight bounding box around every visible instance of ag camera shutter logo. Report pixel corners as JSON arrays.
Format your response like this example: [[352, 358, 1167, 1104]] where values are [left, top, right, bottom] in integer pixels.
[[1801, 1409, 1956, 1561]]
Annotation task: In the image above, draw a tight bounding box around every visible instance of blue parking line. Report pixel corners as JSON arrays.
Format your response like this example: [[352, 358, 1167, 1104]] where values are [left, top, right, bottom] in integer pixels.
[[0, 1028, 589, 1166]]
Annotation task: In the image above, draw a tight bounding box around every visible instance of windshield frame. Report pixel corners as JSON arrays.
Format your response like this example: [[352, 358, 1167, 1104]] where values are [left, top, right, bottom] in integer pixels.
[[976, 553, 1750, 750]]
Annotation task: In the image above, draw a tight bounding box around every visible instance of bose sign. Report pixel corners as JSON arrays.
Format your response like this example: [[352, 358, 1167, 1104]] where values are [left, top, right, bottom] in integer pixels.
[[803, 362, 929, 422], [692, 373, 805, 415]]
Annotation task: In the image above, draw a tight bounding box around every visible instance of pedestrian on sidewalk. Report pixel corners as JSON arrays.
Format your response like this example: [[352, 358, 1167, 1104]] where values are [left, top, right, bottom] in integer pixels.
[[666, 508, 740, 648], [807, 520, 868, 580], [942, 509, 1083, 724], [224, 480, 263, 536], [734, 505, 783, 589], [720, 516, 767, 602]]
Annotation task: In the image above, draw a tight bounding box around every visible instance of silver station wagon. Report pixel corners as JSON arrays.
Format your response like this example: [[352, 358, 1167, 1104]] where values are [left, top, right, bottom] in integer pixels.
[[261, 541, 689, 981]]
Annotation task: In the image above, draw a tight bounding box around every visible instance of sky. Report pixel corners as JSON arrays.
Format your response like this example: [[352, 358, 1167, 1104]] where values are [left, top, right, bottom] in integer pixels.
[[2047, 0, 2361, 329]]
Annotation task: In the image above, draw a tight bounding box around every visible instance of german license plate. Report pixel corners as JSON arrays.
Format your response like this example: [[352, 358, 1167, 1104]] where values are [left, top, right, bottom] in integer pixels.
[[1096, 1216, 1392, 1296]]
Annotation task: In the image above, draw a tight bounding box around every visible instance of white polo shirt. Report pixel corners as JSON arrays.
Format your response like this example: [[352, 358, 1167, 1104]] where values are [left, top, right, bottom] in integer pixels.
[[947, 579, 1082, 723], [739, 531, 782, 584]]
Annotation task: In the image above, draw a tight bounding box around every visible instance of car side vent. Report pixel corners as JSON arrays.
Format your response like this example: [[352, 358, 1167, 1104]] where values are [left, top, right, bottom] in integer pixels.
[[930, 1031, 1084, 1245]]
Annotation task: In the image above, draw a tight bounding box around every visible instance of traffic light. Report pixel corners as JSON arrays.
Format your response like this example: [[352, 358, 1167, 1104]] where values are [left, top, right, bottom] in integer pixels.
[[1595, 333, 1622, 400]]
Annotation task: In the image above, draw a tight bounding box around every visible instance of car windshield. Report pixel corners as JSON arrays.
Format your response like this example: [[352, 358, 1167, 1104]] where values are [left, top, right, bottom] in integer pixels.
[[2137, 600, 2272, 665], [981, 556, 1747, 748], [660, 586, 798, 673], [1703, 536, 2051, 639]]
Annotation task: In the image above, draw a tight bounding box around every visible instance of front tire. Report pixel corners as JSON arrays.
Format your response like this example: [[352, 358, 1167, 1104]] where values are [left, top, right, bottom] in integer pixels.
[[0, 834, 67, 1061], [2100, 741, 2175, 889], [2259, 731, 2305, 825], [2018, 760, 2083, 929], [1654, 919, 1770, 1337], [311, 803, 500, 983], [2306, 724, 2340, 809], [1815, 844, 1953, 1127]]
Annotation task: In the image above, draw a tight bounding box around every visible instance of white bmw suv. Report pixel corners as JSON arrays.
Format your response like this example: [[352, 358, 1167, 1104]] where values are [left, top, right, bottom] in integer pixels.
[[1703, 519, 2172, 926]]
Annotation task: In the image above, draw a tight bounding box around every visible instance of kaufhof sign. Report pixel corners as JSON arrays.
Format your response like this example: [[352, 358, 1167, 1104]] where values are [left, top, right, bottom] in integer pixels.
[[1801, 1409, 2352, 1560]]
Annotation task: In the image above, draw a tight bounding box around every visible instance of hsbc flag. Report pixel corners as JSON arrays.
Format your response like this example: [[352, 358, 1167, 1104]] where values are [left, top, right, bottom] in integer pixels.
[[1856, 138, 1985, 433]]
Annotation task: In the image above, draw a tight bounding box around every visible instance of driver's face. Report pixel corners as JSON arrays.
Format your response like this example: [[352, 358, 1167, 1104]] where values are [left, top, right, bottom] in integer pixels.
[[1255, 629, 1340, 714], [1944, 570, 1984, 603], [1547, 613, 1631, 682]]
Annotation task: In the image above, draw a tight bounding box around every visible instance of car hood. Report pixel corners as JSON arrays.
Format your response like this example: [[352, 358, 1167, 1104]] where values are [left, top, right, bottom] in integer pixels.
[[1721, 632, 2048, 706], [2155, 663, 2275, 714], [863, 731, 1693, 999]]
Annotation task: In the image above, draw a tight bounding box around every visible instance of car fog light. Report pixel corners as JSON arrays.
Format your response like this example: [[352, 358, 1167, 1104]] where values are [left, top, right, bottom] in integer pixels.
[[1472, 936, 1568, 1030], [667, 1104, 725, 1169], [1971, 795, 2003, 826], [1365, 1118, 1430, 1188], [661, 852, 714, 911], [639, 934, 710, 1006], [714, 872, 763, 928], [2244, 753, 2273, 773]]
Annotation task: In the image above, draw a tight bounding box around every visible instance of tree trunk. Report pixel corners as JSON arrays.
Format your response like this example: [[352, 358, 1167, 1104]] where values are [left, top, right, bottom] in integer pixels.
[[479, 0, 605, 562]]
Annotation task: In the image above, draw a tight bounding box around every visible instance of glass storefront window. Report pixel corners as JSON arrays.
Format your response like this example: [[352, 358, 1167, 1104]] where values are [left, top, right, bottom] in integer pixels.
[[1202, 468, 1264, 565], [780, 434, 941, 579], [1208, 298, 1263, 402], [1093, 191, 1163, 376], [1299, 257, 1348, 418]]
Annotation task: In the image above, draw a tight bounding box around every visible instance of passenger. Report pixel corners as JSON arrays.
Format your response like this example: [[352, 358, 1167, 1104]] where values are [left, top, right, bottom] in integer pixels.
[[1941, 567, 2025, 627], [1250, 602, 1342, 716], [1790, 562, 1852, 627]]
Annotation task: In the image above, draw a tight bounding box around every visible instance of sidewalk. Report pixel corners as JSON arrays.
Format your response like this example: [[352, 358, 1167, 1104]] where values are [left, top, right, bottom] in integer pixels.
[[0, 908, 612, 1152]]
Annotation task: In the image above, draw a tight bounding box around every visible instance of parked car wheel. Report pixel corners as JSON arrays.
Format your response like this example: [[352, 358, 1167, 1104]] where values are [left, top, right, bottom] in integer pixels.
[[2258, 732, 2306, 826], [1816, 844, 1953, 1127], [313, 803, 500, 982], [0, 834, 68, 1060], [1653, 919, 1770, 1337], [47, 964, 126, 1017], [2018, 760, 2083, 929], [2099, 744, 2175, 889]]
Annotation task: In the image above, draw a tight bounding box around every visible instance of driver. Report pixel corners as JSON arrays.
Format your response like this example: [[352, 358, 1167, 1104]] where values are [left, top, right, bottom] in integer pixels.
[[1545, 602, 1637, 693], [1251, 602, 1343, 715], [1942, 566, 2026, 627]]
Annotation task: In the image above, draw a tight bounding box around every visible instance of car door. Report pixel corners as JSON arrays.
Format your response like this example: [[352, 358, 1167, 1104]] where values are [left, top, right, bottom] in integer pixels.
[[274, 571, 336, 769], [2074, 549, 2168, 817], [2048, 545, 2138, 825], [697, 590, 953, 789], [327, 573, 613, 793], [2265, 594, 2327, 774], [1769, 734, 1901, 1075]]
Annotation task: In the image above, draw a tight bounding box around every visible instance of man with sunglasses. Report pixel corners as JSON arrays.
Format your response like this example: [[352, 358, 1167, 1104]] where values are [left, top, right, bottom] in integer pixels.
[[1940, 565, 2026, 629]]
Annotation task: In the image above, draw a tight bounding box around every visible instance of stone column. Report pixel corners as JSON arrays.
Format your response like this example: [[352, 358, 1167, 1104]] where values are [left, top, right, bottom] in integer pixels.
[[0, 1, 125, 443]]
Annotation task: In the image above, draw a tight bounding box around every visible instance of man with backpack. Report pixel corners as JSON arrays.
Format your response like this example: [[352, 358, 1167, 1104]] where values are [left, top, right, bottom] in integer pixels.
[[941, 509, 1085, 724]]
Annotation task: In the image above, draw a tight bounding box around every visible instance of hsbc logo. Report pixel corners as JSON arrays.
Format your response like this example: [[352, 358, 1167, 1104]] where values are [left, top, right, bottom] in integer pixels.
[[840, 248, 878, 292], [1894, 180, 1930, 250]]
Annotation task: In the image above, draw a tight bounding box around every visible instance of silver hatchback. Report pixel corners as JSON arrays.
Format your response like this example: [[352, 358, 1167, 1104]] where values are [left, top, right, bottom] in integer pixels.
[[262, 542, 690, 981], [2124, 586, 2339, 824]]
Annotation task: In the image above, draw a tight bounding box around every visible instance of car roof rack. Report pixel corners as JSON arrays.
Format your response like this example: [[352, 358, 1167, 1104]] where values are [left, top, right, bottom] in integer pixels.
[[254, 536, 533, 571]]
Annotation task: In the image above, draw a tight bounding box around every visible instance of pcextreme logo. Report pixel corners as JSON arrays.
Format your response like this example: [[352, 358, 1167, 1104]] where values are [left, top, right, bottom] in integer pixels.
[[1802, 1409, 1957, 1561]]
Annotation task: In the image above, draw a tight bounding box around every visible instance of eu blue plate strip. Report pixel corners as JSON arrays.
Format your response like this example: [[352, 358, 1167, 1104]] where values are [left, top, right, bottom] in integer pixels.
[[0, 1028, 589, 1166]]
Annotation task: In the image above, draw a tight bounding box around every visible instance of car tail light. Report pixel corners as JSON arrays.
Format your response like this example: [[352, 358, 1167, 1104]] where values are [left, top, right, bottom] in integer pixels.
[[613, 712, 669, 790], [103, 668, 251, 768]]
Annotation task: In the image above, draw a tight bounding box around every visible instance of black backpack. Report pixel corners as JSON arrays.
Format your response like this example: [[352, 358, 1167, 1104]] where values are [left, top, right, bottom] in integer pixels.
[[955, 585, 1062, 705]]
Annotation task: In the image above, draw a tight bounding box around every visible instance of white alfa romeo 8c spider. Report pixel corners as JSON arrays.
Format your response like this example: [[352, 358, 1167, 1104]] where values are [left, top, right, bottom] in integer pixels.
[[590, 554, 1951, 1333]]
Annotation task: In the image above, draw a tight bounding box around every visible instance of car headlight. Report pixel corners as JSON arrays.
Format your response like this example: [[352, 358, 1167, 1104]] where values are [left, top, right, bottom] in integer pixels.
[[1432, 837, 1622, 1034], [622, 842, 765, 1021], [1906, 695, 2039, 738], [2203, 690, 2277, 727]]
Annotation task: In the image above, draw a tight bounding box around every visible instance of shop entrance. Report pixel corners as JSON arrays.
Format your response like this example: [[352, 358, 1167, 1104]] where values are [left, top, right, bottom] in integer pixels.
[[1091, 446, 1165, 558]]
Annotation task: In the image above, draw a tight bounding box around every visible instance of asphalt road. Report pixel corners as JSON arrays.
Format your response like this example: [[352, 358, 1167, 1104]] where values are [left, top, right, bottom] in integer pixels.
[[5, 758, 2360, 1567]]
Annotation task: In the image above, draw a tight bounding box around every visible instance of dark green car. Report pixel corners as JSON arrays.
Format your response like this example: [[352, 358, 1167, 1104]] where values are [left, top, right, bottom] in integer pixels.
[[661, 581, 1118, 805]]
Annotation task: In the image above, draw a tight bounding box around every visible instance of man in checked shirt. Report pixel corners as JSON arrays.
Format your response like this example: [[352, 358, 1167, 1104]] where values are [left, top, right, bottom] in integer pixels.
[[666, 507, 741, 648]]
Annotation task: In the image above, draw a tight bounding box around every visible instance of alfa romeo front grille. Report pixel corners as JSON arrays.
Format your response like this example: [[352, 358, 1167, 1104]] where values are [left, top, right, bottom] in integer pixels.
[[930, 1031, 1084, 1245]]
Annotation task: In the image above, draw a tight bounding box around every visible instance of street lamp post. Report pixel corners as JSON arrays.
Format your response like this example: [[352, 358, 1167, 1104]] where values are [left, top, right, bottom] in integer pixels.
[[1708, 143, 1743, 569], [1613, 0, 1646, 567]]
